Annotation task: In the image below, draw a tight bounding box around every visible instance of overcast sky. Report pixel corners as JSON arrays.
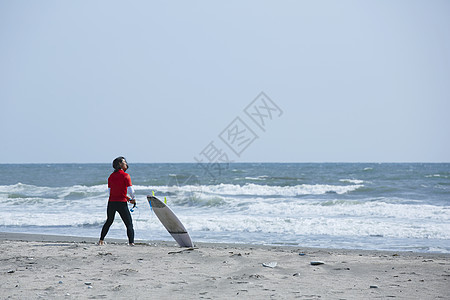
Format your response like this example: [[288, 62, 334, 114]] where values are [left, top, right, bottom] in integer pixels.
[[1, 0, 449, 163]]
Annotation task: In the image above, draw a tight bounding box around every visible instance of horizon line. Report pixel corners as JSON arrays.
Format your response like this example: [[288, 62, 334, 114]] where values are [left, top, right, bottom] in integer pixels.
[[1, 161, 449, 164]]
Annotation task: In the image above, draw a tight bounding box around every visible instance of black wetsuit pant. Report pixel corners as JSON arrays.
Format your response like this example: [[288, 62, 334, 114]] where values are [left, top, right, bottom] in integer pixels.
[[100, 201, 134, 244]]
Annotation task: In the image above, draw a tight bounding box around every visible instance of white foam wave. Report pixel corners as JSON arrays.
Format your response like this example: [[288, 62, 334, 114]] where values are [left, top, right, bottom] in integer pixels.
[[178, 205, 450, 240], [0, 183, 107, 196], [138, 183, 363, 198], [0, 210, 105, 227], [339, 179, 364, 184], [1, 182, 362, 205], [425, 174, 449, 179], [246, 200, 449, 222], [2, 182, 449, 248], [244, 176, 269, 180], [212, 183, 363, 196], [0, 183, 108, 202]]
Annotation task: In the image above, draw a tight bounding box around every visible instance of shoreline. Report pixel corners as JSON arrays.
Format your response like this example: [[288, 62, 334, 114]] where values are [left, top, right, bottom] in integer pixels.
[[1, 232, 449, 299], [1, 231, 448, 257]]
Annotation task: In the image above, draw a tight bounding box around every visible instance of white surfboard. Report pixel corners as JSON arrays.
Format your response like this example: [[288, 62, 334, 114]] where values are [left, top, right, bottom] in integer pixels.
[[147, 195, 193, 248]]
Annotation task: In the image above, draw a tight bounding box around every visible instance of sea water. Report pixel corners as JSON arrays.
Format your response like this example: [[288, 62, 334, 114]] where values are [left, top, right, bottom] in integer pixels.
[[0, 163, 449, 253]]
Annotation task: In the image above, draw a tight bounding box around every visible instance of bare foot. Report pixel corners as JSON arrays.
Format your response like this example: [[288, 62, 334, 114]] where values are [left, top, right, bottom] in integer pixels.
[[98, 240, 105, 246]]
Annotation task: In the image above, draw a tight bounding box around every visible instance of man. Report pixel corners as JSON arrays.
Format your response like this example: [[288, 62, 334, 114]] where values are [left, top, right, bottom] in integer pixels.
[[99, 156, 136, 246]]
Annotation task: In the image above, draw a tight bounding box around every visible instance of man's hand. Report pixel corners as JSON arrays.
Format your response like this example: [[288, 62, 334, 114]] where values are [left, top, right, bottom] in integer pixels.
[[127, 197, 136, 205]]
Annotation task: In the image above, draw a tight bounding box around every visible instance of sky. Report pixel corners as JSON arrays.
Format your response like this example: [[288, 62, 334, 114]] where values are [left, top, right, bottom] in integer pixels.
[[1, 0, 449, 163]]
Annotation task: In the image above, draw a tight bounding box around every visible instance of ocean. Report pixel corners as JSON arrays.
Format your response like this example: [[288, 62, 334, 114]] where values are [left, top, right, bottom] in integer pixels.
[[0, 163, 449, 253]]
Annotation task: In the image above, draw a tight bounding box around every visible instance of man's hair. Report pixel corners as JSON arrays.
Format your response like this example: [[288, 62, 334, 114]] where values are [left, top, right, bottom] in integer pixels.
[[112, 156, 126, 172]]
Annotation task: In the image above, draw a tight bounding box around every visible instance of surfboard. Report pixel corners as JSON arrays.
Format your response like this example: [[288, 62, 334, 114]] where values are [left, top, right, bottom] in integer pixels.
[[147, 195, 193, 248]]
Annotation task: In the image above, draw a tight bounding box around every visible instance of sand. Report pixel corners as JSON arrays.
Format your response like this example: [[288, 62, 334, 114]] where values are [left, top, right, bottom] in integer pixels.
[[1, 232, 449, 299]]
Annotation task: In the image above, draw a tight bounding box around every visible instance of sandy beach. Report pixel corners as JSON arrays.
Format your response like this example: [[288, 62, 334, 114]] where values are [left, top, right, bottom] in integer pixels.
[[1, 232, 449, 299]]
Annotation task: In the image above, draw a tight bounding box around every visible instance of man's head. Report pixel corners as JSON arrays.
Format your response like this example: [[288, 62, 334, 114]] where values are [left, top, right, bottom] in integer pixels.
[[112, 156, 128, 172]]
